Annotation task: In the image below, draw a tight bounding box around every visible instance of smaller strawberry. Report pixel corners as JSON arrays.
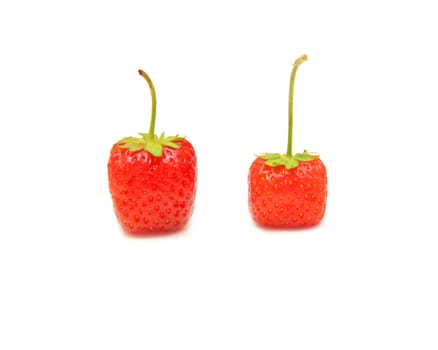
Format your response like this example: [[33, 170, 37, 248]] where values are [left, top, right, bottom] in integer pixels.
[[108, 70, 197, 234], [248, 55, 327, 228]]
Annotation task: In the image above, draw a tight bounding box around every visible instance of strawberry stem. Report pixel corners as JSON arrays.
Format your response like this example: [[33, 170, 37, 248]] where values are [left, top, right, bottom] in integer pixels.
[[287, 54, 308, 157], [138, 69, 157, 137]]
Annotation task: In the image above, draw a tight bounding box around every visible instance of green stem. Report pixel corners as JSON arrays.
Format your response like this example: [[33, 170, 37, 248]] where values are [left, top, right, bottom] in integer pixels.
[[287, 54, 308, 157], [138, 69, 157, 137]]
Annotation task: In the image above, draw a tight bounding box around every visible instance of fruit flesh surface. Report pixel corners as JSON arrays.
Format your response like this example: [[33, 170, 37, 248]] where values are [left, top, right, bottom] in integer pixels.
[[108, 139, 197, 234], [248, 158, 327, 228]]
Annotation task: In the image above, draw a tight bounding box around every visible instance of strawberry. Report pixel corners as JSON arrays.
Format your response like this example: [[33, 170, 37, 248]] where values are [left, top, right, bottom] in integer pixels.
[[108, 70, 197, 234], [248, 55, 327, 228]]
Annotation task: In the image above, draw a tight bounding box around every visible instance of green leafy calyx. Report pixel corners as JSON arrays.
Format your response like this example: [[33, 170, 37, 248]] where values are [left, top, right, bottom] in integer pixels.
[[258, 150, 319, 169], [116, 69, 185, 157], [255, 54, 320, 170], [118, 132, 185, 157]]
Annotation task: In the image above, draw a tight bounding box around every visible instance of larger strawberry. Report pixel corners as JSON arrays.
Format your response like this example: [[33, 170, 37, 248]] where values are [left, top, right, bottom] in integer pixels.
[[248, 55, 327, 228], [108, 70, 197, 234]]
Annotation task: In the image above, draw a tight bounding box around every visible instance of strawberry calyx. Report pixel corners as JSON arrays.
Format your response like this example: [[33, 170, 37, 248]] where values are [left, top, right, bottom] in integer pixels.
[[258, 150, 319, 169], [118, 132, 185, 157], [258, 54, 319, 170], [117, 69, 184, 157]]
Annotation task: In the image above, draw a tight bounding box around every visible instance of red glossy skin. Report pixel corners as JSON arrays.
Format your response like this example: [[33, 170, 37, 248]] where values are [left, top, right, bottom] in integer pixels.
[[248, 158, 327, 228], [108, 139, 197, 234]]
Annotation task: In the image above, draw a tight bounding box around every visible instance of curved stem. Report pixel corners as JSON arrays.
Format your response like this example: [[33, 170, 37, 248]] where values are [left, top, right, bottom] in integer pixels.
[[138, 69, 157, 137], [287, 54, 308, 157]]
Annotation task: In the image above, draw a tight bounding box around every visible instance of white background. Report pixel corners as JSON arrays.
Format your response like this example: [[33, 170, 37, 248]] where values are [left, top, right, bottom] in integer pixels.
[[1, 1, 437, 349]]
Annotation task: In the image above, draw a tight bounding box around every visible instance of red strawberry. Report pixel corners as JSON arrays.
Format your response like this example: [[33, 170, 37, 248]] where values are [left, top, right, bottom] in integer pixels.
[[248, 55, 327, 228], [108, 70, 197, 234]]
